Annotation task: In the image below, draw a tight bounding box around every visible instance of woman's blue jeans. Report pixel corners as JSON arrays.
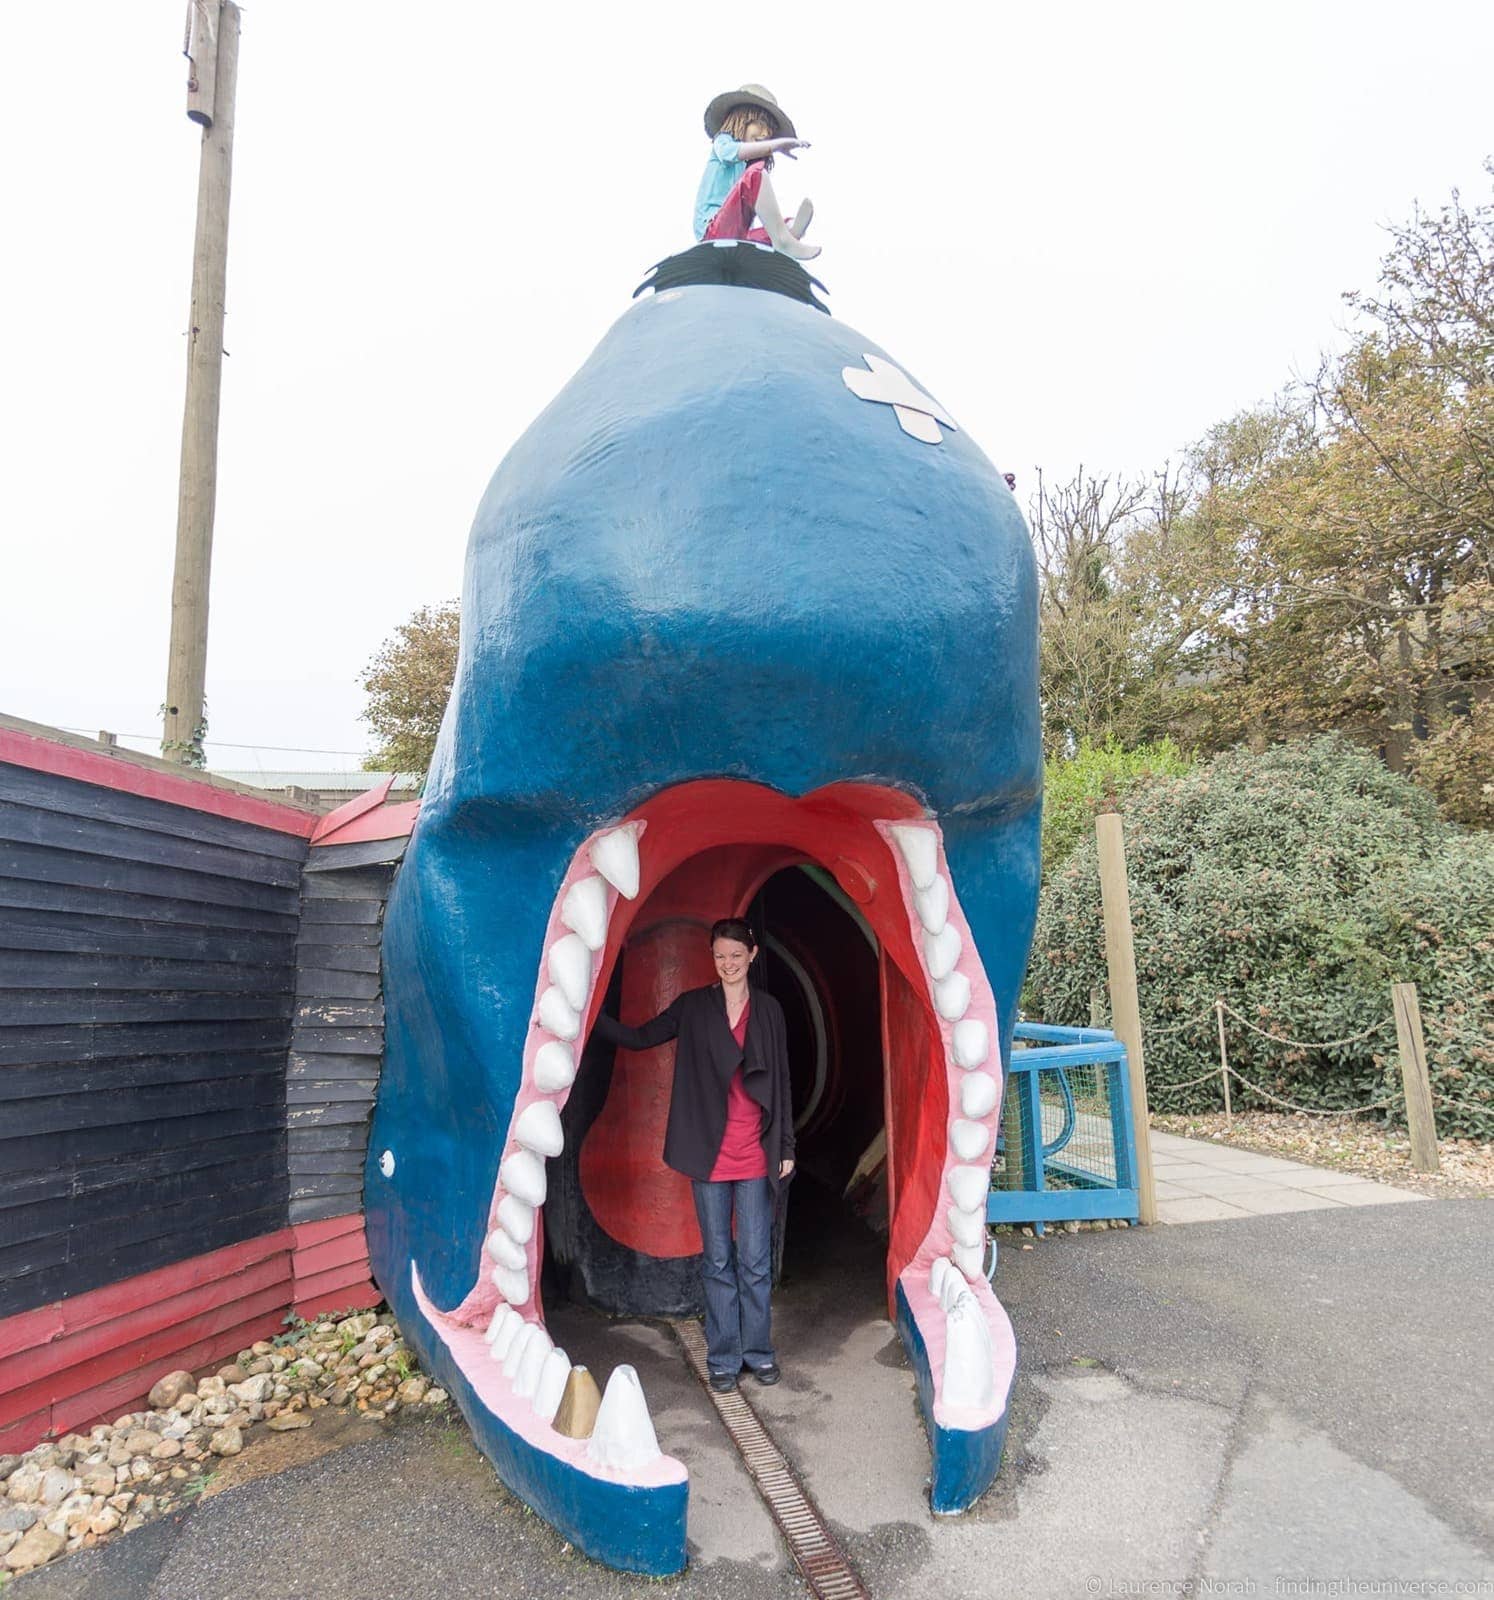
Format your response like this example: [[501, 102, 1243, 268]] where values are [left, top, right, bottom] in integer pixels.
[[691, 1176, 775, 1376]]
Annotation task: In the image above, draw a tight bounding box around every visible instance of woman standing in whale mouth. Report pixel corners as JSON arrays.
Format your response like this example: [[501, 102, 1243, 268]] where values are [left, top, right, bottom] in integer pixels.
[[593, 918, 796, 1393]]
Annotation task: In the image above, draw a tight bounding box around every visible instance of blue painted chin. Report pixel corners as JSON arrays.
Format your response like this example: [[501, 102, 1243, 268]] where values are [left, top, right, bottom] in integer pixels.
[[365, 282, 1041, 1573], [896, 1279, 1015, 1514]]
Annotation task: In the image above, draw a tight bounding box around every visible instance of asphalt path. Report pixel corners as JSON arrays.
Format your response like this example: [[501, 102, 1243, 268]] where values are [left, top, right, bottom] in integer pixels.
[[14, 1187, 1492, 1600]]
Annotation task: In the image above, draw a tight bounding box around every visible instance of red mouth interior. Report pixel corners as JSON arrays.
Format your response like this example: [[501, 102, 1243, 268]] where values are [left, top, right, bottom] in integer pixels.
[[572, 779, 952, 1313]]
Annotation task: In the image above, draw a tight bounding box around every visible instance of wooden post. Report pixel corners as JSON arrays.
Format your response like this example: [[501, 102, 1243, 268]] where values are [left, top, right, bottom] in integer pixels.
[[1096, 811, 1157, 1224], [1391, 982, 1439, 1173], [163, 2, 241, 764], [1215, 998, 1232, 1119]]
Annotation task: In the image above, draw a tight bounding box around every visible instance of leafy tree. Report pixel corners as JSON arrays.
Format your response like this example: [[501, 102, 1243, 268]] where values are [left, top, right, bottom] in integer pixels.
[[359, 600, 459, 774], [1161, 168, 1494, 822], [1041, 737, 1192, 881], [1029, 466, 1214, 757], [1025, 737, 1493, 1138]]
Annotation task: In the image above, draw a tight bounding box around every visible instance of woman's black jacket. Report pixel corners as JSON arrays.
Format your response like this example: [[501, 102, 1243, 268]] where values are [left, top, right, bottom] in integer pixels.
[[591, 983, 795, 1194]]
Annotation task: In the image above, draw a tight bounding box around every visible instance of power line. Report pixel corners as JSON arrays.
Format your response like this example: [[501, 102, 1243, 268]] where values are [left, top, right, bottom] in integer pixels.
[[59, 727, 370, 757]]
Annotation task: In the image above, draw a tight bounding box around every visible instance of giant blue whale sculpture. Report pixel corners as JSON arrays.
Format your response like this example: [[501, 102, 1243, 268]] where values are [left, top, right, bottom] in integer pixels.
[[365, 263, 1041, 1574]]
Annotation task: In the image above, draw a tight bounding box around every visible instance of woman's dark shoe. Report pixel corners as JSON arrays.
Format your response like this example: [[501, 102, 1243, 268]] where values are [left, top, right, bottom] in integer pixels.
[[709, 1371, 738, 1393], [750, 1363, 781, 1386]]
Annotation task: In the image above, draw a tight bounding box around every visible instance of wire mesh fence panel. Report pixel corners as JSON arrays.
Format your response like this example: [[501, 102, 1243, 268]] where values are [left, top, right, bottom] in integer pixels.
[[988, 1026, 1140, 1225]]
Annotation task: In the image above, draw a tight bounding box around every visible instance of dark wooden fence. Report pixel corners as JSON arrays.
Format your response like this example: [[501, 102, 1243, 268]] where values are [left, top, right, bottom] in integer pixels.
[[289, 839, 407, 1224], [0, 743, 313, 1320]]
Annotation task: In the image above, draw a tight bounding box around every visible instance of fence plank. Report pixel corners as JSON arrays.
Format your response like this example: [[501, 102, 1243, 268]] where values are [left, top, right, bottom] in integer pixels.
[[1392, 982, 1439, 1173], [1096, 812, 1157, 1225]]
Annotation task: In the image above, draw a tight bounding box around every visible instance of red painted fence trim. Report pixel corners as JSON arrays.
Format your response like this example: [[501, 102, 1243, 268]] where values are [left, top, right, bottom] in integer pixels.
[[0, 1214, 379, 1452], [0, 721, 319, 838]]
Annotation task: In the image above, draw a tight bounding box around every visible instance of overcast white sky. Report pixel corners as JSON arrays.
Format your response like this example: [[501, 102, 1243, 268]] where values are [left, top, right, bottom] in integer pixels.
[[2, 1, 1490, 775]]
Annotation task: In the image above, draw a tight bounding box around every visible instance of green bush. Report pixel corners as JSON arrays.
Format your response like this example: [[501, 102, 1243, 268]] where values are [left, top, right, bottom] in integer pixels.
[[1024, 735, 1494, 1138], [1042, 737, 1193, 881]]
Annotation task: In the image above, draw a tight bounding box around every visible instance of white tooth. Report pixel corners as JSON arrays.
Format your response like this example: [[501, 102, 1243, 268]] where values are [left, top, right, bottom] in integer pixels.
[[913, 874, 949, 933], [495, 1265, 531, 1307], [953, 1241, 986, 1281], [485, 1304, 514, 1343], [532, 1039, 577, 1093], [590, 823, 641, 900], [940, 1268, 965, 1312], [514, 1325, 554, 1399], [928, 1256, 950, 1300], [487, 1229, 527, 1271], [500, 1149, 547, 1207], [943, 1293, 996, 1409], [947, 1165, 989, 1213], [514, 1100, 564, 1158], [929, 1256, 951, 1298], [889, 823, 938, 891], [924, 923, 961, 982], [498, 1194, 535, 1243], [491, 1309, 524, 1361], [952, 1019, 989, 1069], [934, 971, 971, 1021], [561, 874, 609, 952], [533, 1348, 571, 1423], [548, 933, 593, 1014], [948, 1204, 986, 1250], [503, 1321, 537, 1378], [585, 1364, 661, 1471], [950, 1118, 989, 1162], [960, 1072, 998, 1119], [538, 985, 580, 1041]]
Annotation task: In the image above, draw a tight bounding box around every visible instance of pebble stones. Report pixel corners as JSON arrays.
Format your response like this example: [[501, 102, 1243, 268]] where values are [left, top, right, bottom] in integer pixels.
[[4, 1525, 65, 1572], [0, 1304, 451, 1576], [146, 1371, 195, 1410]]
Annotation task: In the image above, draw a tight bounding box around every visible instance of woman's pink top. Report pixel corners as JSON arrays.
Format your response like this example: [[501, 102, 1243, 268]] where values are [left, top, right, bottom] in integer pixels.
[[709, 999, 768, 1181]]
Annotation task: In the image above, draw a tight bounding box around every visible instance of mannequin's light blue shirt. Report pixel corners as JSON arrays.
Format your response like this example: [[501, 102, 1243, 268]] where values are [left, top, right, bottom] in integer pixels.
[[693, 133, 746, 239]]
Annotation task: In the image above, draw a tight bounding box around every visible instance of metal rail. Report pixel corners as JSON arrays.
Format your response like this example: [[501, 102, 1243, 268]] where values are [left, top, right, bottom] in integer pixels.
[[672, 1319, 871, 1599]]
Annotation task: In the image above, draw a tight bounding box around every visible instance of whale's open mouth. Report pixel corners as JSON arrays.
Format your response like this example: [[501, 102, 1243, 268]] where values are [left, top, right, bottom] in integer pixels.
[[404, 778, 1015, 1507]]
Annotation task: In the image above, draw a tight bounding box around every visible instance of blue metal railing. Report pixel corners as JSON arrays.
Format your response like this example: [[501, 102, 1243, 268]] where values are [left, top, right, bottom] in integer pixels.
[[985, 1022, 1140, 1232]]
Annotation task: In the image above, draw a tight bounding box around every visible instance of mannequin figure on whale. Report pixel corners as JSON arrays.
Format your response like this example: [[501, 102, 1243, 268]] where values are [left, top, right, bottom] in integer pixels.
[[694, 83, 820, 261]]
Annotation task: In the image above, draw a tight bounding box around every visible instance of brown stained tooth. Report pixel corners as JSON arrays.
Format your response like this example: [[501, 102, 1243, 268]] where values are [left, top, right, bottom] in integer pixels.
[[551, 1365, 602, 1439]]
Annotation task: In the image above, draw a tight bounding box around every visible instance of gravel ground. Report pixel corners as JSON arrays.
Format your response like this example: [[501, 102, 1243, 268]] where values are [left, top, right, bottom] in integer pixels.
[[1151, 1110, 1494, 1199]]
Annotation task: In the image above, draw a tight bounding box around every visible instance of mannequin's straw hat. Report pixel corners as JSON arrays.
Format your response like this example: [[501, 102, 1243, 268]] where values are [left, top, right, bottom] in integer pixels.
[[703, 84, 797, 141]]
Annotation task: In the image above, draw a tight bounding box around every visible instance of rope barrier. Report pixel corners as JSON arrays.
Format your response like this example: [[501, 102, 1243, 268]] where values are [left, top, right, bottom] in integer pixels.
[[1431, 1092, 1494, 1116], [1158, 1065, 1229, 1090], [1105, 992, 1485, 1127], [1214, 1000, 1391, 1050], [1144, 1008, 1218, 1037], [1212, 1063, 1400, 1118]]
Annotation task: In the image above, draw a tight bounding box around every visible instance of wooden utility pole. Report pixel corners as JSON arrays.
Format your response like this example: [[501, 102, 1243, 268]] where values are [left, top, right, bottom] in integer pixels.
[[162, 1, 241, 763], [1096, 811, 1158, 1223], [1391, 982, 1440, 1173]]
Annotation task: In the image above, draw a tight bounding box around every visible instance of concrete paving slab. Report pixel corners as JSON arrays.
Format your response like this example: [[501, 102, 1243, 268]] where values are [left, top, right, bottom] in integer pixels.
[[1317, 1181, 1426, 1206], [1149, 1132, 1209, 1151], [1269, 1166, 1379, 1188], [1172, 1170, 1323, 1196], [1147, 1161, 1233, 1182], [1157, 1195, 1253, 1223], [1219, 1187, 1345, 1215], [1185, 1153, 1313, 1175], [1172, 1144, 1289, 1166]]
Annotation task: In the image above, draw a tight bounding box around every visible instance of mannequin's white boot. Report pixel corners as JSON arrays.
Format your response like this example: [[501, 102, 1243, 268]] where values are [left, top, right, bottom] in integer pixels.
[[755, 175, 820, 261]]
